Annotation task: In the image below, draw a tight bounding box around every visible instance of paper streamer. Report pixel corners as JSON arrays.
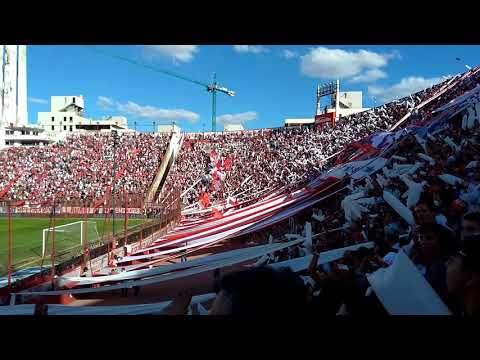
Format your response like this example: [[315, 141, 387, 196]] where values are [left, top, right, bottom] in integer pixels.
[[383, 190, 415, 226], [366, 250, 451, 315], [269, 242, 374, 273]]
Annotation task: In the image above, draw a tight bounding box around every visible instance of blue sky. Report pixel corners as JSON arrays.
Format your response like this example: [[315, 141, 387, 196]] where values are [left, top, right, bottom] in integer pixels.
[[26, 45, 480, 132]]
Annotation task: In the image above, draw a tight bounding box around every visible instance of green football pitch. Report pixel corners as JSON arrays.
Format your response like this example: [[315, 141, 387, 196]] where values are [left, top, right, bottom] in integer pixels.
[[0, 217, 142, 275]]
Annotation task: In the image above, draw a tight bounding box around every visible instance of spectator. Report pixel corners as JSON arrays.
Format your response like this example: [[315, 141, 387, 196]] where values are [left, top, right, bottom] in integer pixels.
[[408, 224, 458, 306], [208, 267, 308, 316], [446, 229, 480, 315], [461, 212, 480, 241], [80, 267, 88, 277]]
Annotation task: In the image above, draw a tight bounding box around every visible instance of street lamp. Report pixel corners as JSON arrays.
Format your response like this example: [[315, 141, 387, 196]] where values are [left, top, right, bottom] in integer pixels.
[[153, 121, 156, 134], [134, 121, 137, 133]]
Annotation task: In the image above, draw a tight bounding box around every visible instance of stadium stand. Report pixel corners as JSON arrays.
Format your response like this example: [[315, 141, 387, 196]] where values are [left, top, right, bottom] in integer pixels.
[[2, 67, 480, 315], [0, 133, 171, 204], [160, 80, 453, 208]]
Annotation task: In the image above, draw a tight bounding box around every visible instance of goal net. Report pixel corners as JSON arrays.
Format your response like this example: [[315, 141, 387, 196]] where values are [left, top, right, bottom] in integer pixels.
[[42, 221, 101, 261]]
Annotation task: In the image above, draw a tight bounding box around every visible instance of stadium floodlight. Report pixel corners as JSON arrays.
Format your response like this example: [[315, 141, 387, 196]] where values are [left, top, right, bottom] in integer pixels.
[[42, 220, 100, 258]]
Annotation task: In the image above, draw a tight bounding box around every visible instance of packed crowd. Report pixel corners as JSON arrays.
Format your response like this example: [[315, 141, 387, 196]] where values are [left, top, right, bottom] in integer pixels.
[[162, 99, 480, 316], [233, 105, 480, 316], [163, 73, 474, 208], [0, 133, 170, 204]]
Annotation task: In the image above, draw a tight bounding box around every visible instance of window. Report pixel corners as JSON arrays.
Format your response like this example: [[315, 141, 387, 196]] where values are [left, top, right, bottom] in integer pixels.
[[51, 126, 55, 131], [69, 117, 73, 122], [63, 126, 67, 131], [73, 97, 76, 104], [51, 117, 55, 122], [69, 126, 73, 132], [64, 117, 67, 122]]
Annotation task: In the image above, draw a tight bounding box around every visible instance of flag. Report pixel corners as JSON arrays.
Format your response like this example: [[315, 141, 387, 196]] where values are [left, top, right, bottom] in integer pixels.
[[210, 149, 218, 163], [212, 208, 223, 219], [224, 156, 233, 171], [321, 157, 387, 181], [200, 192, 210, 208]]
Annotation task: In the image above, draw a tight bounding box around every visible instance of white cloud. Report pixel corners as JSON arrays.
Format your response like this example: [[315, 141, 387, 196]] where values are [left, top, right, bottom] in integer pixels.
[[282, 49, 298, 59], [96, 96, 199, 123], [385, 50, 402, 60], [233, 45, 269, 54], [368, 76, 445, 103], [349, 69, 387, 83], [96, 96, 114, 110], [300, 47, 396, 82], [28, 97, 48, 105], [217, 111, 257, 125], [143, 45, 199, 63]]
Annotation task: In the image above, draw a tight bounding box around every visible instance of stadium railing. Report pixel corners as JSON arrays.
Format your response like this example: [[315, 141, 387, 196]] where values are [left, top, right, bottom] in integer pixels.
[[0, 198, 182, 299]]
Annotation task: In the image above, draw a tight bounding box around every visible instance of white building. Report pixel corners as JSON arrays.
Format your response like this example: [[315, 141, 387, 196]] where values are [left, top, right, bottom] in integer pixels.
[[223, 123, 244, 132], [328, 91, 369, 118], [0, 125, 52, 149], [37, 96, 130, 140], [285, 83, 369, 127], [0, 45, 28, 128]]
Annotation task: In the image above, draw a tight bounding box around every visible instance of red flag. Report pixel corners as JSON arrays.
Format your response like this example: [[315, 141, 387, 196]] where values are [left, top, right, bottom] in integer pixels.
[[199, 192, 210, 208], [224, 156, 233, 171], [210, 149, 218, 162], [212, 208, 223, 219], [211, 170, 219, 191]]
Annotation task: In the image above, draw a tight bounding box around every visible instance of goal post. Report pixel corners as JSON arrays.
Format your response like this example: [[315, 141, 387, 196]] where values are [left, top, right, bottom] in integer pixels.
[[42, 220, 100, 259]]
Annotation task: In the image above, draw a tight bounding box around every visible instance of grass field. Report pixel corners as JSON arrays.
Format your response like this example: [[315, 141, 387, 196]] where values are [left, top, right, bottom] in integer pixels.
[[0, 217, 142, 275]]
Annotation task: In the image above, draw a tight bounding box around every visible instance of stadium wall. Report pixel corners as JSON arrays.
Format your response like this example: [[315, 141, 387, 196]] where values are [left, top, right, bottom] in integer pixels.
[[0, 206, 143, 217]]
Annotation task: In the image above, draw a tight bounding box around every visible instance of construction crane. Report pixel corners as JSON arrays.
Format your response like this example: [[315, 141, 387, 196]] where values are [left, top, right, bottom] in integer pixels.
[[82, 46, 235, 132]]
